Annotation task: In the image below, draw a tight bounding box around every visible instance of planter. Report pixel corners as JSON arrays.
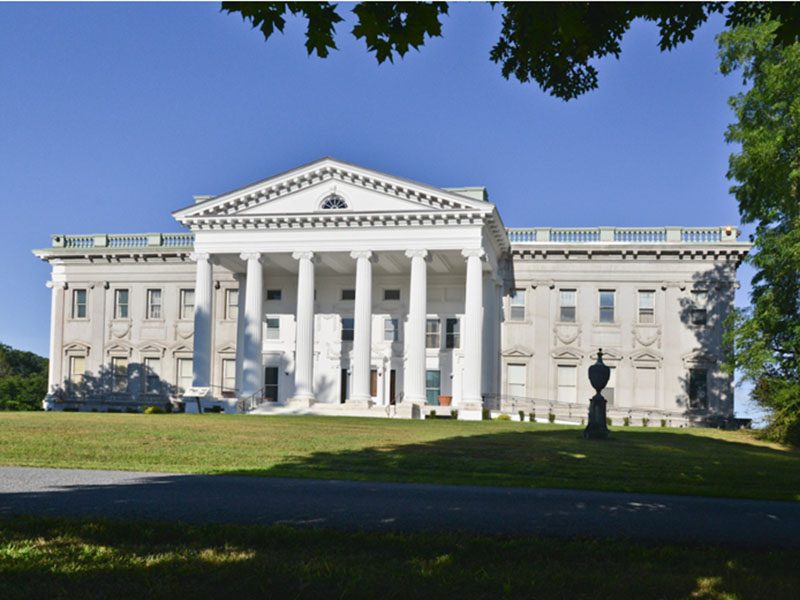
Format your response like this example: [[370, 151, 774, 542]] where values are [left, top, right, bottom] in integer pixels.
[[438, 395, 452, 406]]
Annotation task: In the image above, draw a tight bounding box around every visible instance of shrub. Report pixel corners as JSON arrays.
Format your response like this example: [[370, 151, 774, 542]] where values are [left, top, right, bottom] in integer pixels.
[[144, 405, 165, 414], [548, 412, 555, 423], [606, 416, 612, 427], [518, 410, 525, 422], [482, 408, 491, 420], [450, 409, 458, 419], [642, 417, 650, 427], [529, 411, 536, 422], [623, 416, 630, 427], [660, 418, 667, 428], [428, 410, 436, 419], [497, 413, 511, 421]]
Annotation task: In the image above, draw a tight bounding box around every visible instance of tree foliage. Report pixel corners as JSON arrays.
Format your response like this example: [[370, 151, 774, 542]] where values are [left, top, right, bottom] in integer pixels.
[[0, 343, 47, 411], [719, 22, 800, 445], [221, 1, 800, 100]]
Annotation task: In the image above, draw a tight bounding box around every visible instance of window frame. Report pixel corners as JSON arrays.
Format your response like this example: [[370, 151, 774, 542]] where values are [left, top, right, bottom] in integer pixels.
[[114, 288, 129, 320], [445, 317, 460, 349], [266, 289, 282, 301], [146, 288, 163, 320], [176, 357, 193, 394], [638, 290, 655, 324], [179, 289, 195, 321], [143, 356, 161, 395], [425, 318, 441, 350], [557, 364, 578, 404], [690, 290, 708, 326], [265, 317, 280, 340], [383, 288, 401, 301], [383, 318, 399, 342], [72, 289, 88, 320], [509, 288, 526, 321], [559, 289, 577, 323], [341, 289, 356, 301], [425, 369, 441, 405], [221, 358, 236, 394], [110, 356, 129, 393], [69, 355, 86, 391], [225, 289, 239, 321], [341, 317, 355, 342], [688, 368, 709, 409], [598, 289, 616, 324]]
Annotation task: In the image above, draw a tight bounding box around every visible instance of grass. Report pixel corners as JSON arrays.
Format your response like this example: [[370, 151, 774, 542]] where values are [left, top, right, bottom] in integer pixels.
[[0, 412, 798, 501], [1, 515, 798, 599]]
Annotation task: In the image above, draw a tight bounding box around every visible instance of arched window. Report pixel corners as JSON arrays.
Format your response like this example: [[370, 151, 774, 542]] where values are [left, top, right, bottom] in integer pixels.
[[320, 194, 348, 210]]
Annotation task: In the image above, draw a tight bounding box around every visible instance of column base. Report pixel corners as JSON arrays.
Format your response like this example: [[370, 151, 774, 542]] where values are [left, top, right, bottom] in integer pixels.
[[346, 397, 374, 409], [457, 401, 484, 421], [288, 396, 315, 408]]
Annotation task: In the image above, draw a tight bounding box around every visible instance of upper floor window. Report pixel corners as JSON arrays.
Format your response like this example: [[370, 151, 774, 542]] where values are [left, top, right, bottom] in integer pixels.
[[266, 289, 282, 301], [691, 290, 708, 325], [383, 289, 401, 301], [72, 289, 87, 319], [384, 318, 399, 342], [114, 289, 129, 319], [599, 290, 615, 323], [638, 290, 655, 324], [320, 194, 348, 210], [341, 289, 355, 301], [180, 289, 194, 320], [146, 289, 162, 320], [225, 289, 238, 320], [426, 318, 441, 349], [509, 288, 526, 321], [341, 317, 354, 342], [445, 317, 460, 349], [265, 317, 280, 340], [559, 289, 576, 322]]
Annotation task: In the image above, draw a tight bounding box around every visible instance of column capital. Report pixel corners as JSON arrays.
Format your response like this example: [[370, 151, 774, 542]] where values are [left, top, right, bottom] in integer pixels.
[[240, 252, 264, 263], [350, 250, 377, 262], [190, 252, 211, 263], [404, 249, 430, 260], [46, 280, 67, 290], [292, 251, 320, 263], [232, 272, 246, 283], [461, 248, 486, 260]]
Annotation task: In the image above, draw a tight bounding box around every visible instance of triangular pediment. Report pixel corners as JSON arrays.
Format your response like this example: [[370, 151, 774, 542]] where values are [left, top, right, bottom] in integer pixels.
[[173, 157, 492, 222], [552, 347, 584, 361], [630, 349, 663, 363], [502, 345, 534, 358]]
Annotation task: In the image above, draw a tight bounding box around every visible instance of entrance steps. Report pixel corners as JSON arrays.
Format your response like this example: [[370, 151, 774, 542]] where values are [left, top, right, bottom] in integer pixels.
[[248, 401, 421, 419]]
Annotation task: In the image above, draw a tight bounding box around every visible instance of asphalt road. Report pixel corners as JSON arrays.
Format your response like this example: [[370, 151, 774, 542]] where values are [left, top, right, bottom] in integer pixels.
[[1, 467, 798, 547]]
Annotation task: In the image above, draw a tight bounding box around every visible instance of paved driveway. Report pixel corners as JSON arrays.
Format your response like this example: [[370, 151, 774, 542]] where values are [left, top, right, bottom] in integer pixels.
[[1, 467, 798, 547]]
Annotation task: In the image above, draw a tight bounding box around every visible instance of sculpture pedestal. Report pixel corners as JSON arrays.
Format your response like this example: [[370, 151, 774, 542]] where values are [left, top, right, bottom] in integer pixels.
[[583, 393, 609, 439]]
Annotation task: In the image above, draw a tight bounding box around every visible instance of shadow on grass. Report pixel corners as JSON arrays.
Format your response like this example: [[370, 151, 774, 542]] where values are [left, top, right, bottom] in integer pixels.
[[221, 427, 800, 501], [1, 515, 799, 600]]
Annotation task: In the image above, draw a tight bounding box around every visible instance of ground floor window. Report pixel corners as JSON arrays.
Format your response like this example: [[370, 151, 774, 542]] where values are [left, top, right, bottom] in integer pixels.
[[222, 359, 236, 394], [177, 358, 193, 394], [426, 370, 441, 405], [143, 357, 161, 395], [111, 357, 128, 393], [69, 356, 86, 392], [604, 366, 616, 404], [557, 365, 577, 404], [507, 363, 526, 399], [264, 367, 279, 402], [689, 368, 708, 409], [634, 366, 657, 407], [341, 317, 354, 342]]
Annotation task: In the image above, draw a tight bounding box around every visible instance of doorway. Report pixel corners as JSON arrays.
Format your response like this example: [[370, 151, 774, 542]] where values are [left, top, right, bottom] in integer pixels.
[[389, 369, 397, 405], [340, 368, 348, 404], [264, 367, 279, 402]]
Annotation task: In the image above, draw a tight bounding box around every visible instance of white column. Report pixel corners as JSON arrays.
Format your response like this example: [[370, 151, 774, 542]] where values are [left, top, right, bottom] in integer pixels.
[[240, 253, 264, 398], [292, 251, 317, 404], [45, 280, 66, 395], [233, 272, 247, 395], [190, 252, 213, 388], [461, 249, 485, 415], [349, 250, 375, 405], [404, 249, 428, 404]]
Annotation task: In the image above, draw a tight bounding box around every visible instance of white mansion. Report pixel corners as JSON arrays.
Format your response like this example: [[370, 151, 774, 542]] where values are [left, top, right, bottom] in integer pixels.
[[35, 158, 750, 424]]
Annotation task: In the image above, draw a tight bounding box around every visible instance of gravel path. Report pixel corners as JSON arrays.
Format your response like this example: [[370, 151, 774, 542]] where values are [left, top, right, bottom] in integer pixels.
[[1, 466, 798, 547]]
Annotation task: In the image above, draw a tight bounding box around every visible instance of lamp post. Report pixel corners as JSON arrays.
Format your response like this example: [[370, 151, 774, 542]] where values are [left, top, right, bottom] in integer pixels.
[[584, 348, 610, 439]]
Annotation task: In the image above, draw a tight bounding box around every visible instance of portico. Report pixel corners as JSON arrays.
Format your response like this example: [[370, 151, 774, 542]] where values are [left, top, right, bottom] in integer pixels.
[[174, 158, 507, 419]]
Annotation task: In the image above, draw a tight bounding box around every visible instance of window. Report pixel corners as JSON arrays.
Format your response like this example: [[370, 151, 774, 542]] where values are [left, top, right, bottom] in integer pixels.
[[114, 289, 129, 319], [689, 368, 708, 409], [557, 365, 577, 404], [177, 358, 193, 393], [69, 356, 86, 389], [599, 290, 615, 323], [143, 357, 161, 395], [445, 318, 460, 349], [559, 289, 576, 322], [179, 289, 194, 320], [635, 366, 657, 407], [691, 290, 708, 325], [266, 317, 280, 340], [72, 289, 87, 319], [509, 288, 526, 321], [225, 289, 238, 320], [383, 289, 401, 301], [266, 289, 282, 301], [507, 363, 526, 399], [111, 357, 128, 393], [341, 289, 355, 301], [264, 367, 279, 402], [384, 318, 399, 342], [638, 290, 655, 324], [425, 318, 441, 349], [320, 194, 348, 210], [341, 317, 354, 342], [605, 366, 616, 405], [425, 370, 441, 405], [222, 359, 236, 394], [146, 289, 162, 320]]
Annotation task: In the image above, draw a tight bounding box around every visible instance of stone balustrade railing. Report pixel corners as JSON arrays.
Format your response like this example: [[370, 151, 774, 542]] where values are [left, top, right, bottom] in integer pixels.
[[51, 233, 195, 249], [507, 226, 738, 244]]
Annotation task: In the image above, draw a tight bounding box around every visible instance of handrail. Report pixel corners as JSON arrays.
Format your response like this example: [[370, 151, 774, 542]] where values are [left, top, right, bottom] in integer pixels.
[[236, 385, 274, 413], [50, 232, 195, 250]]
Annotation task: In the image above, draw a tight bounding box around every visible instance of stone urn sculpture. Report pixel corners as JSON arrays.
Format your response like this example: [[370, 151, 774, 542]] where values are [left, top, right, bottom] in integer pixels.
[[584, 348, 610, 439]]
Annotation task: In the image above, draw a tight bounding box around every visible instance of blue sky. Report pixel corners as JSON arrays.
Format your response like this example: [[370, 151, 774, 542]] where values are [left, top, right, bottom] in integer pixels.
[[0, 3, 759, 415]]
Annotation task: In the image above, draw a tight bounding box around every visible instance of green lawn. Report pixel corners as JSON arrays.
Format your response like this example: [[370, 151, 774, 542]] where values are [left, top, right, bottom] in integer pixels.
[[1, 516, 798, 599], [1, 412, 798, 501]]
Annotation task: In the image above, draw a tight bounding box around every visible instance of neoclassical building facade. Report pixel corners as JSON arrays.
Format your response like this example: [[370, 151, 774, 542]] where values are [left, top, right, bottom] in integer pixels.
[[35, 158, 750, 424]]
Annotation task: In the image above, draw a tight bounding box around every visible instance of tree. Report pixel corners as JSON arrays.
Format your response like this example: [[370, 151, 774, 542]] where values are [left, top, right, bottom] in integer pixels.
[[719, 22, 800, 445], [0, 343, 47, 411], [221, 2, 800, 100]]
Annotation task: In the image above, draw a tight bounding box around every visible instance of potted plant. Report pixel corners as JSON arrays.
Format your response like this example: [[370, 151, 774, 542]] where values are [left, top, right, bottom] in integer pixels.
[[438, 395, 452, 406]]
